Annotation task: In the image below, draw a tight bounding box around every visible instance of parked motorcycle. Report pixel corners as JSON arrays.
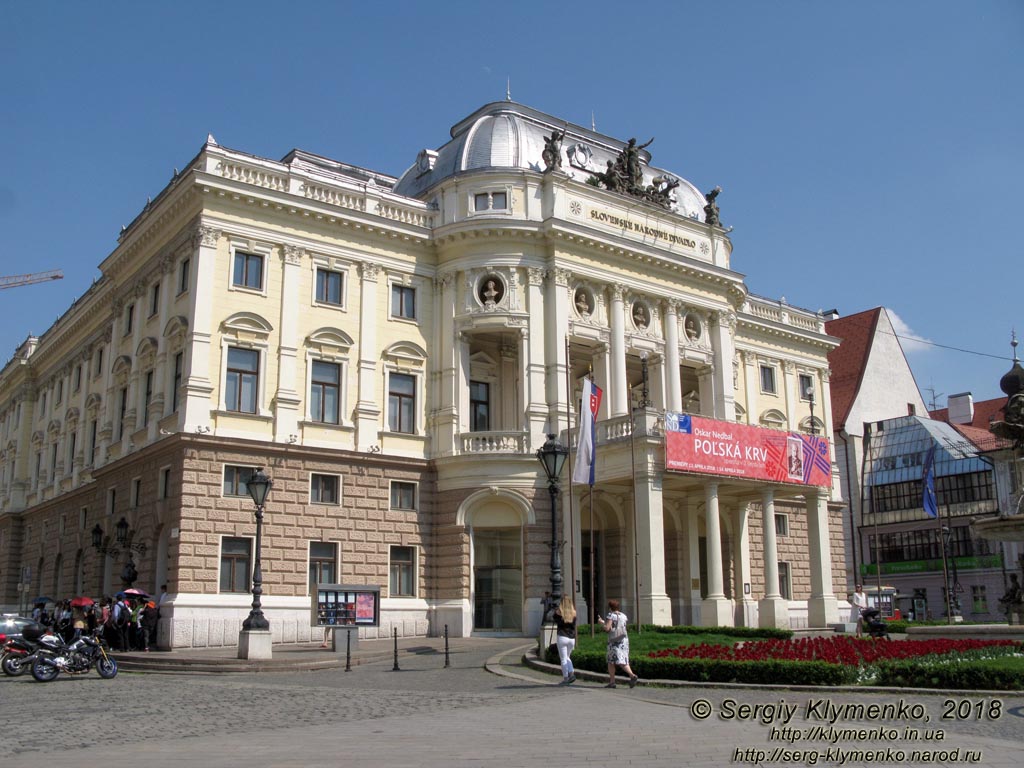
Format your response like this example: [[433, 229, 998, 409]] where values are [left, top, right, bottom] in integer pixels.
[[31, 629, 117, 682], [1, 621, 48, 677]]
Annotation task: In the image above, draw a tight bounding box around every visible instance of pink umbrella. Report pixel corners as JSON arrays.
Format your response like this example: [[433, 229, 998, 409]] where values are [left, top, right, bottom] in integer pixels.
[[70, 596, 95, 608]]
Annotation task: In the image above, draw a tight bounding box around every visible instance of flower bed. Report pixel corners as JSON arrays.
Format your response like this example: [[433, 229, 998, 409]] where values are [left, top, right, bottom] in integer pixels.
[[648, 636, 1021, 666]]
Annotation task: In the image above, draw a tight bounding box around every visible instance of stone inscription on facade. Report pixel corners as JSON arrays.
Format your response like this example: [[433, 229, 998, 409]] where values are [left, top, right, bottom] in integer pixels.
[[588, 208, 696, 249]]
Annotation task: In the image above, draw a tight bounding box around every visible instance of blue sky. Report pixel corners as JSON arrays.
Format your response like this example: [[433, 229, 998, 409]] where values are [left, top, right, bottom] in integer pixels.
[[2, 1, 1021, 408]]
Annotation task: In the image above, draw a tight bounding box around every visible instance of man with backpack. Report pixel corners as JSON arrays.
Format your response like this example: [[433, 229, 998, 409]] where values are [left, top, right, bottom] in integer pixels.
[[111, 594, 130, 651]]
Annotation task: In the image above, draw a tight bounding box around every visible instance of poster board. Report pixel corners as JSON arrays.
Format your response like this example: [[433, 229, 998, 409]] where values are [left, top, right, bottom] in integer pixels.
[[311, 584, 380, 628]]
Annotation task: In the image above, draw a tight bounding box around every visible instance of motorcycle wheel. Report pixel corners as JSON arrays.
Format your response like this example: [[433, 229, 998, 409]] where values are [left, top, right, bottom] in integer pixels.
[[31, 656, 60, 683], [2, 653, 29, 677], [96, 657, 118, 679]]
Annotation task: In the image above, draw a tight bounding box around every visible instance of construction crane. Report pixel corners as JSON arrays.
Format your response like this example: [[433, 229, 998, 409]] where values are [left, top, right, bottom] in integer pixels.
[[0, 270, 64, 290]]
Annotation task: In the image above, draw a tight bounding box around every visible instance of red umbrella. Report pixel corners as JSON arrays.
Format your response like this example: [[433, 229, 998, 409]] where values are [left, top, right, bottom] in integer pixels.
[[70, 596, 94, 608]]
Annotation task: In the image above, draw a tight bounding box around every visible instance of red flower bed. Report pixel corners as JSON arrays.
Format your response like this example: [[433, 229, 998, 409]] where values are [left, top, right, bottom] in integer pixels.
[[648, 636, 1020, 666]]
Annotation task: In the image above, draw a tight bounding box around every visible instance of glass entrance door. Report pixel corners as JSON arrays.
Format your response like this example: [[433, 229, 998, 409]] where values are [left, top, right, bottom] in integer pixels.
[[473, 528, 522, 632]]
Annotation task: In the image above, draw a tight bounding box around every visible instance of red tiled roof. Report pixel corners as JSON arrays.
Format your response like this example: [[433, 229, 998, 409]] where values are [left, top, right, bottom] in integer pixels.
[[825, 308, 881, 430], [946, 421, 1012, 452]]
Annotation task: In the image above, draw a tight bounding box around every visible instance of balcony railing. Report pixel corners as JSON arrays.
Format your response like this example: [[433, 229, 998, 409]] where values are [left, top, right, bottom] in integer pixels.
[[460, 431, 530, 454]]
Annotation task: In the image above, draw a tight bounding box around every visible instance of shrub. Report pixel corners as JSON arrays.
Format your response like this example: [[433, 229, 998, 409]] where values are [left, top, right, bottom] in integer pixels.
[[874, 658, 1024, 691]]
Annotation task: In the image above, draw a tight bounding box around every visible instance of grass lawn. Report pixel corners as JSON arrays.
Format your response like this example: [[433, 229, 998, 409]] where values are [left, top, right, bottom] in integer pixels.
[[572, 627, 740, 656]]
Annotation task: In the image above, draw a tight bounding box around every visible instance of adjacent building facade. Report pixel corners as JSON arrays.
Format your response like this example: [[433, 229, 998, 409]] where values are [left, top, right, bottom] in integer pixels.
[[0, 101, 845, 647]]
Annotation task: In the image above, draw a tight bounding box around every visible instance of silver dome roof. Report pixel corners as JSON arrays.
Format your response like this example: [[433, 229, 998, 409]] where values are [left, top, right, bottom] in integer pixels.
[[393, 101, 707, 219]]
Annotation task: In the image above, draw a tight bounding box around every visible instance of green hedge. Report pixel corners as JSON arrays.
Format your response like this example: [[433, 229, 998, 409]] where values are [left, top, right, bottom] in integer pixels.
[[578, 624, 793, 640], [873, 658, 1024, 691], [547, 646, 855, 686]]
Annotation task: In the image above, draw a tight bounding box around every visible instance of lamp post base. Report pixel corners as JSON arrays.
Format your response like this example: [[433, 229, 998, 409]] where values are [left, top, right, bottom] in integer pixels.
[[238, 628, 273, 660]]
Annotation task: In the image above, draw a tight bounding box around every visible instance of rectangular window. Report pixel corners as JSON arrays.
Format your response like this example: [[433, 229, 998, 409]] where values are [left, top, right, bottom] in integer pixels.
[[390, 481, 417, 510], [315, 268, 344, 306], [172, 352, 183, 412], [39, 392, 47, 418], [143, 371, 153, 427], [149, 282, 160, 317], [470, 380, 490, 432], [219, 537, 251, 593], [73, 365, 82, 393], [308, 541, 337, 592], [178, 258, 190, 294], [225, 347, 259, 413], [94, 347, 104, 378], [774, 513, 789, 537], [80, 507, 88, 530], [391, 284, 416, 320], [778, 561, 791, 600], [388, 373, 416, 433], [760, 365, 777, 394], [124, 304, 134, 336], [798, 373, 813, 400], [310, 361, 341, 424], [107, 488, 117, 516], [971, 585, 987, 613], [50, 444, 57, 475], [232, 251, 263, 290], [223, 465, 256, 497], [88, 420, 97, 464], [474, 191, 507, 211], [117, 387, 128, 440], [67, 432, 76, 469], [160, 467, 172, 500], [131, 477, 142, 508], [389, 546, 415, 597], [310, 473, 340, 505], [56, 380, 63, 404]]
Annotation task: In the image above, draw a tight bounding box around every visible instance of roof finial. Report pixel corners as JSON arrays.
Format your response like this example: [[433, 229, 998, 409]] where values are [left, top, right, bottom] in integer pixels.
[[1012, 329, 1019, 363], [591, 111, 596, 132], [506, 78, 511, 101]]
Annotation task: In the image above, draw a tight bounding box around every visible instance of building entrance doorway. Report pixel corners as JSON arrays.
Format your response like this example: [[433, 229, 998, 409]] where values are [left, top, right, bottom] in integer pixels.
[[582, 533, 603, 622], [473, 527, 522, 632]]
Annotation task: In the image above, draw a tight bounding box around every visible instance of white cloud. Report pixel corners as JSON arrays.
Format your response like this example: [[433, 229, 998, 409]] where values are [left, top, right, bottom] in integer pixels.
[[886, 308, 933, 355]]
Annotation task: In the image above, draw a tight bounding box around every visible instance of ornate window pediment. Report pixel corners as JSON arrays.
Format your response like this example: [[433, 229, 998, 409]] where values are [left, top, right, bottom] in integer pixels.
[[307, 327, 354, 353], [759, 409, 787, 430], [383, 341, 427, 368], [112, 355, 133, 386], [221, 312, 273, 337], [85, 393, 103, 417]]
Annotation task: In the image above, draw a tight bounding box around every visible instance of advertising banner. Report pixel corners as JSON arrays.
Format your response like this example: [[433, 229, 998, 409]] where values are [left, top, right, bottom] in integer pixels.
[[664, 412, 831, 487]]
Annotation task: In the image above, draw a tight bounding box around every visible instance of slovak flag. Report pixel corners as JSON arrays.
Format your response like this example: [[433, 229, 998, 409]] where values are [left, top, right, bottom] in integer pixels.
[[922, 443, 938, 519], [572, 378, 603, 486]]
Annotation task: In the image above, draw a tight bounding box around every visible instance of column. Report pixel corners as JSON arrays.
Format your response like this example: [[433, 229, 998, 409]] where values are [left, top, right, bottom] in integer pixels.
[[525, 267, 547, 447], [701, 482, 733, 626], [609, 285, 627, 417], [273, 245, 303, 441], [733, 503, 757, 627], [634, 469, 672, 625], [697, 364, 715, 417], [149, 257, 176, 440], [685, 496, 702, 625], [709, 310, 736, 420], [742, 351, 758, 425], [663, 299, 682, 412], [783, 361, 798, 430], [594, 343, 610, 420], [758, 489, 790, 628], [435, 271, 458, 455], [544, 267, 571, 434], [181, 224, 219, 432], [354, 262, 382, 450], [71, 351, 90, 485], [807, 488, 840, 626]]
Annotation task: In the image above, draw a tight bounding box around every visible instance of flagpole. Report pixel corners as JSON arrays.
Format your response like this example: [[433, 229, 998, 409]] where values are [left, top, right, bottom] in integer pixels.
[[629, 383, 642, 634], [563, 336, 577, 610], [861, 423, 884, 611], [589, 491, 596, 637]]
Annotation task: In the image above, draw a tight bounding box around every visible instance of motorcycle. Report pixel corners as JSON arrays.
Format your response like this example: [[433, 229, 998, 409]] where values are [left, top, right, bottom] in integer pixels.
[[1, 621, 48, 677], [31, 629, 118, 682]]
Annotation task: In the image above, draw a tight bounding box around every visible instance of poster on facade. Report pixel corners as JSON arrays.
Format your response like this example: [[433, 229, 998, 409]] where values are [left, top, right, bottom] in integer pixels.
[[664, 412, 831, 487]]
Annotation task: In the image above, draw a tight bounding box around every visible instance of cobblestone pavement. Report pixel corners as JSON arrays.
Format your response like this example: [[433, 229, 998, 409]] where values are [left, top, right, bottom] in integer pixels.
[[2, 639, 1021, 767]]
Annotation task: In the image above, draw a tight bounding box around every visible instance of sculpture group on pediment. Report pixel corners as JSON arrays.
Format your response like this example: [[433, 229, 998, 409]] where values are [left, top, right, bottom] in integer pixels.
[[587, 138, 678, 211]]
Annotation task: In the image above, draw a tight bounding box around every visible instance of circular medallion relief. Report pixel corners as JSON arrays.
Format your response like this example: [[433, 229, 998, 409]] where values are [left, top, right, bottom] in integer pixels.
[[479, 275, 505, 306]]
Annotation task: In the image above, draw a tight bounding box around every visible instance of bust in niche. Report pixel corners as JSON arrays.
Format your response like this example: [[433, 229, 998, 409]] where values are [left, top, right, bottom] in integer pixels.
[[480, 278, 503, 307], [684, 315, 701, 341], [633, 303, 649, 330], [575, 289, 591, 317]]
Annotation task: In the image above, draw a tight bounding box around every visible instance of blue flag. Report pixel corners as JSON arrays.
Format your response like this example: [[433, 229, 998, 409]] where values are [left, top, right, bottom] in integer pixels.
[[922, 444, 938, 518]]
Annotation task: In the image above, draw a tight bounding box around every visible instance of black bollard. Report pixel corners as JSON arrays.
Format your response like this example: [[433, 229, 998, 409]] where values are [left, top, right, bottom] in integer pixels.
[[392, 626, 400, 671], [444, 623, 450, 668], [345, 629, 351, 672]]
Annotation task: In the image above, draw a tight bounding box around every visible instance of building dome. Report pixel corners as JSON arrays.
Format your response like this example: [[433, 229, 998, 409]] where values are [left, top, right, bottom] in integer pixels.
[[393, 101, 708, 219]]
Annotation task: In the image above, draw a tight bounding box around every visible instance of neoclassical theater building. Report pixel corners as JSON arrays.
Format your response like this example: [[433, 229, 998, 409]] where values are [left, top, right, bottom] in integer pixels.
[[0, 101, 845, 647]]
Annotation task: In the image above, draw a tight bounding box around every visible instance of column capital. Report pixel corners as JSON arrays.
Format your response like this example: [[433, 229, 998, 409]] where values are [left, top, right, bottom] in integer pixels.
[[282, 244, 305, 265], [526, 267, 545, 286], [193, 224, 221, 249], [359, 262, 381, 281]]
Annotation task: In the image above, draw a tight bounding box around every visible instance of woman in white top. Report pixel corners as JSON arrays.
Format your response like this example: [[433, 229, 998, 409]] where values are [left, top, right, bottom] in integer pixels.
[[851, 585, 868, 636]]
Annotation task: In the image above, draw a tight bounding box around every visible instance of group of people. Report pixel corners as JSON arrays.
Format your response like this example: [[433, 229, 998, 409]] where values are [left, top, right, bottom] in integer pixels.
[[29, 585, 167, 652], [550, 596, 639, 689]]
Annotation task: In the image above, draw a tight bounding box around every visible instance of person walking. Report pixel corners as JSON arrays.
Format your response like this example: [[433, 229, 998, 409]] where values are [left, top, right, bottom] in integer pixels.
[[552, 595, 577, 684], [140, 601, 158, 651], [595, 599, 638, 688], [851, 584, 868, 637]]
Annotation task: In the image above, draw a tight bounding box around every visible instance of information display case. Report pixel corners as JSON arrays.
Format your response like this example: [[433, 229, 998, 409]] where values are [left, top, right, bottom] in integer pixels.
[[312, 584, 380, 628]]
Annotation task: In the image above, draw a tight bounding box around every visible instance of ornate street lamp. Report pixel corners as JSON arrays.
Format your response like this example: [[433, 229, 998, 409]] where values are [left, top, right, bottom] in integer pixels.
[[92, 518, 147, 586], [803, 382, 817, 436], [638, 352, 652, 409], [536, 434, 569, 616], [241, 468, 273, 632]]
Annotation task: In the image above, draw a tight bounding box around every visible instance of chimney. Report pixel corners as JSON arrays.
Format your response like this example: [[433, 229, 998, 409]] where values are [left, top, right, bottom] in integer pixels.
[[947, 392, 975, 425]]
